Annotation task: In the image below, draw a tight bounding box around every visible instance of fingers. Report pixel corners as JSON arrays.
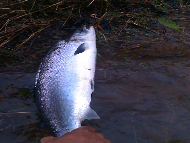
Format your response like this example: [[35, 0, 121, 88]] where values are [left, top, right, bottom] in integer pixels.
[[105, 138, 111, 143], [79, 126, 96, 132], [81, 127, 111, 143], [96, 132, 111, 143], [40, 136, 56, 143], [40, 126, 111, 143], [80, 126, 111, 143]]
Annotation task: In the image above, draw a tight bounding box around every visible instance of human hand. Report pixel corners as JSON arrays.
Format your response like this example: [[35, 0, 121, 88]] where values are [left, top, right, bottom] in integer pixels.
[[41, 126, 111, 143]]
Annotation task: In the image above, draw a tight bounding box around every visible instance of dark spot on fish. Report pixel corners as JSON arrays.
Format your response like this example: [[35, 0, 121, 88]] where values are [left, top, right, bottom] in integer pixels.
[[91, 79, 94, 97], [74, 43, 86, 55], [91, 80, 94, 91]]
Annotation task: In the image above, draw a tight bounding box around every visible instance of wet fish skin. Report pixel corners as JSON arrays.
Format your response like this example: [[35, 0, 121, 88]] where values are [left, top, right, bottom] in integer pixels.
[[35, 26, 99, 137]]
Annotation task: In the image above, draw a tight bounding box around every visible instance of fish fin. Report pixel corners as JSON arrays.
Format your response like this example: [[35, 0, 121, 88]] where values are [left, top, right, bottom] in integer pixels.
[[74, 43, 89, 55], [84, 108, 100, 120]]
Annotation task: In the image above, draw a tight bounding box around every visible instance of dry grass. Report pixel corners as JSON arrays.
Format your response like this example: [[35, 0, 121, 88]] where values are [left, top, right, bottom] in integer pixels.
[[0, 0, 188, 52], [0, 0, 78, 51]]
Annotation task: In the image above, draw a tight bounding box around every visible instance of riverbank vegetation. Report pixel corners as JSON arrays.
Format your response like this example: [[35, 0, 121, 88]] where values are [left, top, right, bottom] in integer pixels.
[[0, 0, 189, 68]]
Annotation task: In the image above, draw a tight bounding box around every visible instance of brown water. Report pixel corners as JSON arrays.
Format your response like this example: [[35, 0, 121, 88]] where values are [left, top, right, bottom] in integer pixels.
[[0, 7, 190, 143]]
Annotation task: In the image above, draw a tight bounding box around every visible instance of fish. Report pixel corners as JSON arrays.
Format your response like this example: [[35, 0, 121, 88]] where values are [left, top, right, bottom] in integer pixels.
[[34, 26, 100, 137]]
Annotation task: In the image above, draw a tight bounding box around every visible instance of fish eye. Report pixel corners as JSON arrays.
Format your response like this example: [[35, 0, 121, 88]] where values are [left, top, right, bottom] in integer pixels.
[[86, 25, 90, 29]]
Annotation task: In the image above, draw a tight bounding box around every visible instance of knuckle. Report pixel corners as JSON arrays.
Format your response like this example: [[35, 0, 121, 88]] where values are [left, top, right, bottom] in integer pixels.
[[97, 133, 104, 138]]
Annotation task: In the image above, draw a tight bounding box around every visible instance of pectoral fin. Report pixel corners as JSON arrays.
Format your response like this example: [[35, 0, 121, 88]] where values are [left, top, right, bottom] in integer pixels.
[[82, 108, 100, 121], [74, 43, 89, 55]]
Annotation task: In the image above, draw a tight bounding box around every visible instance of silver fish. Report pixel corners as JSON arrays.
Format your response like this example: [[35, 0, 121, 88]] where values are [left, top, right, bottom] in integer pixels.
[[35, 26, 99, 137]]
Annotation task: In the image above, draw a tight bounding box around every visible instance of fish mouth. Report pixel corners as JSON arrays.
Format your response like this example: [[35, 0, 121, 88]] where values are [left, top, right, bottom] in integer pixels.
[[70, 25, 96, 42], [76, 25, 89, 33]]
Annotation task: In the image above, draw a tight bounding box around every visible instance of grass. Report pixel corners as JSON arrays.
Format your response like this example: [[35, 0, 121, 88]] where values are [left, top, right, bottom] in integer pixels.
[[0, 0, 189, 68]]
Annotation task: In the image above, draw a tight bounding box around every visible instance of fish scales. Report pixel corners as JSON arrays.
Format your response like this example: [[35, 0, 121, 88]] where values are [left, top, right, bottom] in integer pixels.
[[35, 26, 100, 137]]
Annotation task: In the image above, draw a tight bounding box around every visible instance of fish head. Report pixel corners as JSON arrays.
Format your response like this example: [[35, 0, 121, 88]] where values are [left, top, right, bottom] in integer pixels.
[[68, 25, 96, 58], [70, 26, 96, 42]]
